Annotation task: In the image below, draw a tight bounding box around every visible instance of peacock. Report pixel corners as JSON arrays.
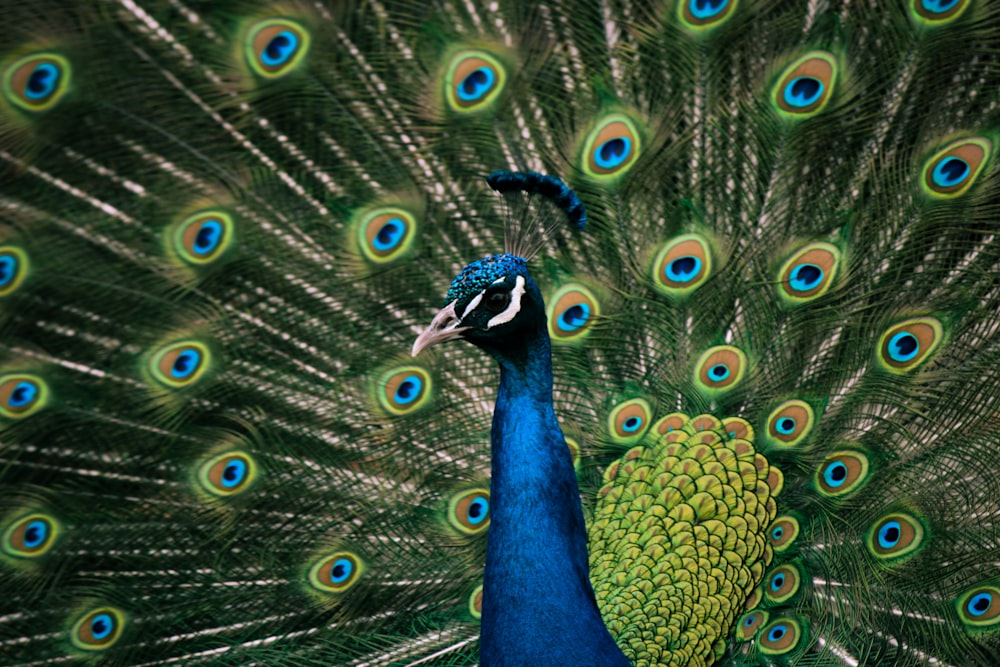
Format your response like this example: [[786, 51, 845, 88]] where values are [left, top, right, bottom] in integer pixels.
[[2, 0, 999, 665]]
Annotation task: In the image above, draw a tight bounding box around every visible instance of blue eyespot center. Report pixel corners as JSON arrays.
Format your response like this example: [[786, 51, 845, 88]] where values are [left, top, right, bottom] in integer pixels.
[[26, 63, 60, 100], [933, 157, 969, 187], [776, 417, 796, 435], [263, 31, 298, 66], [467, 497, 489, 524], [330, 558, 353, 583], [458, 67, 495, 101], [709, 364, 730, 381], [9, 380, 38, 407], [622, 416, 643, 433], [24, 519, 48, 548], [91, 614, 113, 640], [557, 303, 591, 332], [878, 521, 901, 548], [771, 526, 784, 540], [888, 332, 919, 362], [770, 574, 785, 591], [744, 615, 756, 626], [394, 376, 422, 405], [824, 461, 847, 486], [172, 350, 201, 379], [968, 592, 993, 616], [0, 255, 15, 286], [666, 256, 701, 283], [789, 263, 823, 291], [784, 76, 823, 108], [690, 0, 728, 19], [767, 624, 787, 641], [922, 0, 960, 13], [374, 218, 405, 251], [222, 460, 247, 487], [595, 137, 631, 169], [193, 221, 223, 255]]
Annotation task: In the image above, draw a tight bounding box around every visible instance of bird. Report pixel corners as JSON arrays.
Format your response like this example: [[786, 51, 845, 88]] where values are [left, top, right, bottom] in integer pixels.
[[1, 0, 999, 665]]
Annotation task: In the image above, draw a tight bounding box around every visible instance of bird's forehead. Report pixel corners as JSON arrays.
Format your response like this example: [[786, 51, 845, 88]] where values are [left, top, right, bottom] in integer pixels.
[[445, 253, 526, 305]]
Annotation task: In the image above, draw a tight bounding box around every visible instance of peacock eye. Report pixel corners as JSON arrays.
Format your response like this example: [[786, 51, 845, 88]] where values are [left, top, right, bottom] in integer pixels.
[[4, 53, 72, 112], [484, 290, 510, 313], [308, 551, 363, 593]]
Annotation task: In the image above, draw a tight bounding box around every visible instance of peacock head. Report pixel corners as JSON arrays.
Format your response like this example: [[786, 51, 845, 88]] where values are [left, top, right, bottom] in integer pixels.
[[412, 253, 545, 357]]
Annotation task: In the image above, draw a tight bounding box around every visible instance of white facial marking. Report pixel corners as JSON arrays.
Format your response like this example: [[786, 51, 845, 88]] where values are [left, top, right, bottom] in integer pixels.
[[460, 291, 484, 320], [487, 275, 526, 328]]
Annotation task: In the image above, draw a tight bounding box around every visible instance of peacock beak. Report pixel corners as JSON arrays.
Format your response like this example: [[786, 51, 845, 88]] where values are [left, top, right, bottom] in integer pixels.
[[412, 301, 470, 356]]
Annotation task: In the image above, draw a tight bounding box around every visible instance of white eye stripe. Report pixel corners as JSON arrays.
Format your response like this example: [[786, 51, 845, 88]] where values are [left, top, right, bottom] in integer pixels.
[[487, 275, 525, 328], [460, 291, 484, 320]]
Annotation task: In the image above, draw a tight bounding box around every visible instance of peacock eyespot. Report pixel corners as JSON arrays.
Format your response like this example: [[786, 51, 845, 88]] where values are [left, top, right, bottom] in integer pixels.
[[764, 564, 801, 603], [911, 0, 970, 23], [695, 346, 747, 393], [815, 450, 869, 497], [777, 242, 840, 303], [680, 0, 738, 29], [309, 551, 363, 593], [652, 234, 712, 297], [0, 374, 49, 419], [607, 398, 652, 443], [564, 437, 582, 472], [150, 341, 211, 388], [956, 585, 1000, 629], [246, 19, 310, 78], [922, 138, 991, 198], [547, 284, 600, 343], [377, 366, 432, 415], [736, 610, 768, 640], [0, 246, 29, 296], [357, 207, 417, 263], [198, 451, 257, 497], [581, 115, 641, 180], [758, 617, 803, 654], [172, 211, 234, 265], [3, 53, 71, 112], [448, 488, 491, 535], [765, 400, 814, 448], [2, 513, 59, 557], [867, 513, 925, 560], [70, 607, 125, 651], [773, 52, 838, 118], [877, 317, 943, 373], [469, 584, 483, 619], [768, 516, 800, 552], [445, 51, 506, 112]]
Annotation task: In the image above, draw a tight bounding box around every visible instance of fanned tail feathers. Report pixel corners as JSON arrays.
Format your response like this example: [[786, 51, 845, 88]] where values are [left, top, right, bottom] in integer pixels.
[[2, 0, 999, 665]]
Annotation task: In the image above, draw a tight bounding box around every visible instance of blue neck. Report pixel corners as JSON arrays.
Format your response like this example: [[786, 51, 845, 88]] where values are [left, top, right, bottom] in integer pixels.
[[479, 329, 629, 666]]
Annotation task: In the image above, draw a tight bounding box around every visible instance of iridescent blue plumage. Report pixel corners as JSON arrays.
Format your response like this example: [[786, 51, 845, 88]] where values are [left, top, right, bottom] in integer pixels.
[[445, 254, 528, 307], [424, 254, 628, 665]]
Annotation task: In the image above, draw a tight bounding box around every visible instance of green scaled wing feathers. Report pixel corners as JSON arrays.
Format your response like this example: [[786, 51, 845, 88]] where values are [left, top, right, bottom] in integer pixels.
[[590, 414, 780, 667]]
